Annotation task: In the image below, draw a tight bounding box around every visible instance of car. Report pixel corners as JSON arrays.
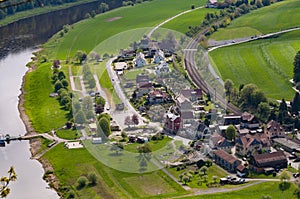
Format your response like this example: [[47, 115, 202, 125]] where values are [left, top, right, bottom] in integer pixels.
[[293, 173, 300, 178]]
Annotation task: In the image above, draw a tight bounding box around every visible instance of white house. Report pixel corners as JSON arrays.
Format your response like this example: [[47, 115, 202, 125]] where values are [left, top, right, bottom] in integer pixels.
[[155, 61, 170, 75], [153, 49, 165, 64], [133, 52, 146, 67], [114, 62, 127, 75]]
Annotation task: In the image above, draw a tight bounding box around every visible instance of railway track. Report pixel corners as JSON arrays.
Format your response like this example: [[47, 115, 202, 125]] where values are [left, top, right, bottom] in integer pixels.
[[184, 38, 242, 115]]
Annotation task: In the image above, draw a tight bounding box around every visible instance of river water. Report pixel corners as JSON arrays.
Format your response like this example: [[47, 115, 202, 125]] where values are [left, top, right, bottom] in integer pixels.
[[0, 1, 123, 198], [0, 49, 58, 198]]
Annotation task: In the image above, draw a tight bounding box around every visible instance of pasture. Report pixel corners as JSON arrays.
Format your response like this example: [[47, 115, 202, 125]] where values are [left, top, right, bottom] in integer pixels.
[[209, 30, 300, 100], [210, 0, 300, 40]]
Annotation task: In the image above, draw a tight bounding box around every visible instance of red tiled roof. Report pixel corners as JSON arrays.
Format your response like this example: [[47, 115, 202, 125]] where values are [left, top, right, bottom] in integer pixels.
[[214, 150, 239, 164], [253, 151, 286, 165]]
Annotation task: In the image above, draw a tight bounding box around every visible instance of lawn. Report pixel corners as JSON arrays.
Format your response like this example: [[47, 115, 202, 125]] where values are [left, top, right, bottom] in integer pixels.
[[124, 69, 145, 80], [123, 173, 176, 197], [210, 0, 300, 40], [56, 129, 81, 140], [124, 137, 173, 153], [209, 31, 300, 100], [43, 143, 187, 198], [167, 164, 228, 188], [24, 62, 68, 133], [162, 7, 218, 33], [181, 182, 297, 199]]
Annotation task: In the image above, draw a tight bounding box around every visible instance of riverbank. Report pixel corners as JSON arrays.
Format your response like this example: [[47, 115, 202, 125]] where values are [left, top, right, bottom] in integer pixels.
[[17, 57, 60, 193]]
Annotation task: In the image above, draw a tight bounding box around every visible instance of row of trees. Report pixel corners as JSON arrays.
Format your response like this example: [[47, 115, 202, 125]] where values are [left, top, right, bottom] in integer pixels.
[[0, 0, 113, 20], [82, 65, 96, 89], [51, 68, 73, 112], [186, 0, 277, 38]]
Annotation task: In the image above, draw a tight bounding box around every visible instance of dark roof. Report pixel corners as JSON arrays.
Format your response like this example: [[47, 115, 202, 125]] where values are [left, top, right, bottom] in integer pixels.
[[214, 150, 239, 164], [181, 111, 194, 119], [180, 89, 202, 99], [253, 151, 286, 165]]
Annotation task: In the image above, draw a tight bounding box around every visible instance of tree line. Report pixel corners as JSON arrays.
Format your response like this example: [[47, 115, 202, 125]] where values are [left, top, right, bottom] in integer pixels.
[[0, 0, 122, 20]]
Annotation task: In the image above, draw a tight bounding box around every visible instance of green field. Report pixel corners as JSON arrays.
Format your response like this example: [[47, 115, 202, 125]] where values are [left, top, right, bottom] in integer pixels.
[[162, 7, 218, 33], [209, 30, 300, 100], [45, 0, 206, 60], [181, 182, 297, 199], [210, 0, 300, 40], [43, 143, 187, 198], [24, 62, 68, 133]]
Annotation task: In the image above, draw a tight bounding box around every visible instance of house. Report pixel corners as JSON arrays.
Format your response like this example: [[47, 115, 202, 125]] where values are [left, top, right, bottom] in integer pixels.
[[249, 151, 287, 173], [114, 62, 127, 75], [235, 134, 271, 156], [119, 48, 135, 58], [148, 90, 169, 104], [223, 115, 241, 125], [155, 61, 170, 75], [153, 49, 165, 64], [209, 133, 234, 153], [214, 150, 241, 173], [206, 0, 218, 8], [89, 123, 97, 132], [136, 74, 152, 97], [133, 52, 146, 67], [180, 89, 203, 102], [265, 120, 285, 139], [273, 137, 300, 153], [164, 113, 181, 133], [181, 111, 194, 124], [241, 112, 260, 129], [236, 164, 248, 177], [176, 94, 193, 111]]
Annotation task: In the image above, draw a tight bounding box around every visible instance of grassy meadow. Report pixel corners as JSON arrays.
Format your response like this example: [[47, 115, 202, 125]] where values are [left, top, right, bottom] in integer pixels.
[[210, 0, 300, 40], [162, 7, 218, 33], [209, 30, 300, 100], [181, 182, 297, 199], [43, 143, 187, 198]]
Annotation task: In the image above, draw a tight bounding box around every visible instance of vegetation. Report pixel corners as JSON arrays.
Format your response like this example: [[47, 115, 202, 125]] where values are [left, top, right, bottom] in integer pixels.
[[0, 167, 17, 198], [210, 31, 300, 100], [225, 125, 236, 141], [210, 0, 300, 40]]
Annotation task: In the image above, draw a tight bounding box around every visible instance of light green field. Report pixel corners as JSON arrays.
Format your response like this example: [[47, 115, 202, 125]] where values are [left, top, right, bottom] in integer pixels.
[[124, 69, 145, 80], [162, 7, 218, 33], [181, 182, 297, 199], [43, 143, 187, 198], [45, 0, 206, 60], [210, 0, 300, 40], [24, 62, 67, 133], [209, 30, 300, 100]]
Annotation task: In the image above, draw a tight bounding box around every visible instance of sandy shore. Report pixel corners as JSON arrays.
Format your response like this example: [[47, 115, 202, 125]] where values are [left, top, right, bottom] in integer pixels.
[[17, 65, 60, 192]]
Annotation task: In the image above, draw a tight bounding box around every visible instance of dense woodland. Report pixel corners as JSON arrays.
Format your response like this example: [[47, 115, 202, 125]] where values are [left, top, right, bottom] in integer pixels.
[[0, 0, 127, 19]]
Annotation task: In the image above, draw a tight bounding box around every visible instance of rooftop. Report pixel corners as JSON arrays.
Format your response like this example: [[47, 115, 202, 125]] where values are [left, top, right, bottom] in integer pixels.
[[214, 149, 239, 164]]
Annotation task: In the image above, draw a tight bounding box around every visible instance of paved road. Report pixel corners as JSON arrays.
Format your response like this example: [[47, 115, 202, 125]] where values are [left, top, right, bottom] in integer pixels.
[[208, 26, 300, 52]]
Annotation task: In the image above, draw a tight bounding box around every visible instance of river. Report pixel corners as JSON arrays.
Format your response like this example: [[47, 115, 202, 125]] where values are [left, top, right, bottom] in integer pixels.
[[0, 1, 122, 198], [0, 49, 58, 198]]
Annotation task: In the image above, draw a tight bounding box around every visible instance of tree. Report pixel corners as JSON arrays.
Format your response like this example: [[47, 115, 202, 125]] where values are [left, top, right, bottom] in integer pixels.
[[294, 51, 300, 84], [87, 172, 97, 185], [262, 0, 270, 6], [53, 60, 60, 68], [132, 114, 139, 125], [224, 79, 234, 101], [77, 176, 87, 189], [226, 125, 236, 141], [292, 92, 300, 115], [58, 71, 66, 80], [98, 117, 111, 137], [0, 166, 17, 198], [124, 116, 132, 127], [182, 175, 189, 185], [74, 50, 87, 64], [212, 176, 217, 184], [110, 142, 124, 155], [137, 143, 152, 153], [74, 110, 86, 125], [258, 102, 270, 121], [54, 80, 63, 92], [61, 79, 69, 88], [199, 166, 208, 175], [99, 3, 109, 13]]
